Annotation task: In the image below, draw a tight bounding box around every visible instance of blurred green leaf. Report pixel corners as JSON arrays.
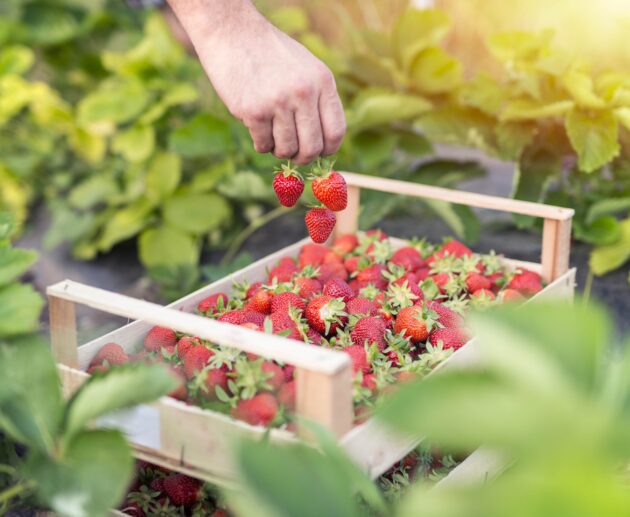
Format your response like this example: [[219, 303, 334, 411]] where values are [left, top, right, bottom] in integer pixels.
[[268, 6, 309, 34], [0, 45, 34, 76], [216, 171, 271, 201], [148, 263, 201, 302], [68, 126, 106, 164], [139, 225, 198, 267], [169, 114, 231, 158], [201, 252, 253, 282], [348, 89, 432, 131], [575, 215, 621, 246], [111, 124, 155, 163], [0, 246, 37, 286], [163, 193, 232, 234], [20, 4, 86, 46], [68, 175, 119, 210], [566, 108, 620, 173], [410, 47, 462, 95], [145, 152, 181, 202], [0, 283, 44, 337], [500, 99, 574, 121], [97, 199, 154, 252], [423, 200, 480, 243], [590, 217, 630, 275], [494, 122, 536, 160], [394, 8, 450, 71], [587, 197, 630, 224]]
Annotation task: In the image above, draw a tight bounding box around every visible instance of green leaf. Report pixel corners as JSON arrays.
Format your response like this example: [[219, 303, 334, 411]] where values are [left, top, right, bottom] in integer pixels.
[[566, 108, 620, 173], [458, 73, 507, 116], [138, 83, 198, 124], [201, 252, 253, 282], [64, 363, 176, 442], [586, 197, 630, 224], [393, 8, 450, 71], [575, 215, 621, 246], [494, 122, 536, 160], [0, 283, 44, 337], [0, 212, 15, 241], [189, 161, 234, 193], [145, 152, 181, 202], [423, 199, 480, 243], [23, 429, 133, 517], [0, 45, 34, 77], [410, 47, 462, 95], [237, 439, 363, 517], [0, 336, 63, 452], [68, 127, 107, 164], [0, 247, 36, 286], [488, 30, 554, 63], [348, 89, 432, 131], [148, 263, 201, 302], [20, 4, 84, 45], [562, 69, 607, 110], [216, 171, 271, 201], [346, 130, 399, 170], [168, 114, 231, 158], [163, 193, 232, 234], [268, 6, 309, 33], [500, 99, 574, 121], [590, 218, 630, 275], [111, 125, 155, 163], [138, 225, 198, 267], [68, 175, 119, 210], [97, 199, 154, 252]]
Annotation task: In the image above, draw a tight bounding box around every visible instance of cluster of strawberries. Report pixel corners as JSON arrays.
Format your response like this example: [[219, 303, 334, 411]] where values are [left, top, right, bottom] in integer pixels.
[[121, 460, 228, 516], [88, 231, 544, 428], [272, 160, 348, 242]]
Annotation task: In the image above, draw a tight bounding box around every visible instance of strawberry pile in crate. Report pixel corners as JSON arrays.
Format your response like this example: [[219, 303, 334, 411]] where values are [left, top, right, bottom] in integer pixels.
[[88, 230, 544, 429]]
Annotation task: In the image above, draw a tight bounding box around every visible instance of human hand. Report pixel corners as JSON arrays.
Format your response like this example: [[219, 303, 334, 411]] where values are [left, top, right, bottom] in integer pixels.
[[168, 0, 346, 165]]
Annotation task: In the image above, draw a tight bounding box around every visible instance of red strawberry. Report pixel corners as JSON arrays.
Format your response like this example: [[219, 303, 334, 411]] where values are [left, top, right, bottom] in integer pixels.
[[283, 364, 295, 381], [294, 277, 322, 300], [437, 240, 473, 259], [318, 262, 347, 283], [366, 229, 388, 240], [357, 264, 387, 290], [262, 361, 285, 391], [415, 267, 430, 280], [268, 263, 299, 283], [273, 166, 304, 207], [203, 368, 228, 398], [391, 247, 424, 271], [344, 344, 370, 373], [306, 327, 323, 345], [218, 310, 248, 325], [232, 392, 278, 426], [246, 288, 273, 314], [163, 474, 202, 507], [323, 278, 354, 302], [425, 300, 463, 328], [350, 317, 386, 350], [144, 326, 177, 352], [176, 336, 200, 360], [150, 477, 165, 495], [298, 243, 329, 268], [394, 306, 431, 343], [305, 295, 347, 335], [197, 292, 228, 314], [465, 272, 491, 293], [90, 343, 128, 367], [346, 297, 378, 317], [472, 288, 496, 300], [270, 311, 301, 340], [344, 256, 361, 274], [183, 346, 214, 379], [278, 380, 296, 410], [271, 292, 306, 314], [362, 373, 377, 392], [333, 233, 359, 254], [305, 207, 336, 243], [246, 282, 263, 298], [323, 250, 344, 264], [507, 270, 543, 296], [487, 272, 504, 293], [242, 310, 266, 327], [311, 168, 348, 211], [432, 273, 450, 293], [500, 288, 525, 302], [168, 367, 188, 401], [429, 327, 468, 350], [392, 274, 423, 298]]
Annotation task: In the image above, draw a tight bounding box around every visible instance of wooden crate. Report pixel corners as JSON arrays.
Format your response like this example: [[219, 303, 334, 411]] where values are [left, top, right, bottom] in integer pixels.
[[47, 172, 576, 485]]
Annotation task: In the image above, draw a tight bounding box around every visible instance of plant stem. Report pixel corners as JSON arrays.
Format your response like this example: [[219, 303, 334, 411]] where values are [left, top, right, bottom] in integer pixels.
[[219, 206, 293, 267], [0, 480, 34, 506], [0, 464, 17, 476], [583, 269, 594, 304]]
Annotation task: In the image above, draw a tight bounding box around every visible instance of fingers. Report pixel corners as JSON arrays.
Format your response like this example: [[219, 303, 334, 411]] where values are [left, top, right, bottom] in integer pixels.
[[293, 97, 324, 165], [318, 73, 346, 156], [271, 110, 299, 159], [246, 117, 274, 154]]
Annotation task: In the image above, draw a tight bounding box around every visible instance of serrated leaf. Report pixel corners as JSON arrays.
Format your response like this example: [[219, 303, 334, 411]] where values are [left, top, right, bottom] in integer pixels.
[[139, 225, 198, 267], [562, 69, 607, 109], [0, 246, 37, 286], [0, 283, 44, 337], [163, 193, 232, 234], [111, 125, 155, 163], [589, 218, 630, 276], [145, 152, 181, 202], [410, 47, 462, 95], [64, 364, 176, 442], [566, 108, 620, 173]]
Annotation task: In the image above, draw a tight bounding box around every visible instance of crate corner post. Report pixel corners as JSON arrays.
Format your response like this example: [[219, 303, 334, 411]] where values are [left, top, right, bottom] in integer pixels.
[[47, 281, 79, 369]]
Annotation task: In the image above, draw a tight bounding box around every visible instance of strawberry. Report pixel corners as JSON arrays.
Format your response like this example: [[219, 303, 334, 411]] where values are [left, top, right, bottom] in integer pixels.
[[318, 262, 347, 283], [392, 274, 423, 298], [344, 255, 361, 274], [322, 278, 354, 302], [262, 361, 285, 391], [268, 263, 299, 283], [487, 272, 504, 293], [144, 326, 177, 352], [283, 364, 295, 382], [90, 343, 128, 367], [270, 311, 301, 340], [425, 300, 463, 328], [294, 277, 322, 300], [163, 474, 202, 507], [357, 263, 387, 290], [168, 367, 188, 401], [176, 336, 200, 360], [508, 270, 543, 296], [366, 229, 388, 240], [390, 247, 424, 271], [415, 267, 430, 280], [362, 373, 377, 392], [218, 310, 248, 325], [429, 327, 468, 350], [197, 292, 228, 314], [203, 368, 228, 398], [278, 380, 296, 410], [273, 164, 304, 207], [436, 240, 473, 259], [310, 164, 348, 211], [246, 288, 273, 314], [246, 282, 263, 298], [305, 295, 347, 335], [350, 317, 386, 350], [500, 288, 525, 302], [306, 327, 323, 345], [271, 292, 306, 314], [333, 233, 359, 254], [183, 345, 214, 379], [472, 288, 496, 301], [346, 297, 378, 317], [323, 250, 344, 264], [298, 243, 329, 268], [242, 310, 266, 327], [232, 392, 278, 426], [465, 272, 491, 293], [305, 207, 336, 243], [394, 305, 433, 343], [343, 344, 370, 373]]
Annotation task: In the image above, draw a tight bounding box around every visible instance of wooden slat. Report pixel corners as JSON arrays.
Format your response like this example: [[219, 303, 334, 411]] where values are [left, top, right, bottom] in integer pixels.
[[296, 367, 353, 439], [334, 185, 361, 237], [48, 296, 78, 368], [341, 172, 574, 220], [541, 218, 572, 282], [47, 281, 350, 376]]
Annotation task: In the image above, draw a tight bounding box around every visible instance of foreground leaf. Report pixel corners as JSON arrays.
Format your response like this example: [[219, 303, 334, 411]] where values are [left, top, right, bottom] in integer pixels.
[[0, 283, 44, 337], [589, 218, 630, 275]]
